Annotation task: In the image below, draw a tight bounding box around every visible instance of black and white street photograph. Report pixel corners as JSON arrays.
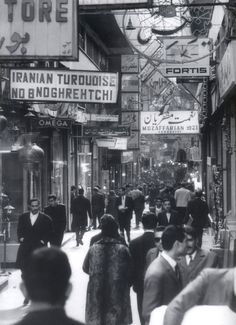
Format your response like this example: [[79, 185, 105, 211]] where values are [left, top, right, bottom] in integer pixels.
[[0, 1, 236, 325]]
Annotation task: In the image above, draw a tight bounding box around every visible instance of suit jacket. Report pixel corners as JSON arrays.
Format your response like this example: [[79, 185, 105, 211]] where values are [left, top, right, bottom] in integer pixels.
[[14, 308, 84, 325], [16, 212, 53, 270], [44, 204, 66, 232], [178, 248, 219, 287], [142, 255, 182, 323], [164, 268, 236, 325], [157, 210, 181, 227], [129, 232, 156, 293], [117, 194, 133, 219], [71, 195, 92, 229], [185, 198, 209, 228]]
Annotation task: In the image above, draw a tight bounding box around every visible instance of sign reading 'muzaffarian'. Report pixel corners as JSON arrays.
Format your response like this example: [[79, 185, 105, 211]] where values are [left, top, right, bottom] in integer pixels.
[[0, 0, 77, 59], [10, 69, 119, 103], [140, 111, 199, 134]]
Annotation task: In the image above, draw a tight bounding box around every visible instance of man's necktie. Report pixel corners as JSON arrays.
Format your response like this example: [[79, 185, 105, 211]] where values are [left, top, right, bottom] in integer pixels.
[[175, 264, 181, 282], [189, 255, 193, 264]]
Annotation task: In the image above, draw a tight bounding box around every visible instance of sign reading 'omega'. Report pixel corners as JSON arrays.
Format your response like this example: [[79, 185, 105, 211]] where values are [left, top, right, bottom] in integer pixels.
[[10, 69, 119, 103], [0, 0, 77, 59]]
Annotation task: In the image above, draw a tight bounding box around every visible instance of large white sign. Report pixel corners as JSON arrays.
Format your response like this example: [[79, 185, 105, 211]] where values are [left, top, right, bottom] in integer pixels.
[[96, 138, 128, 150], [161, 38, 210, 77], [10, 69, 119, 103], [0, 0, 77, 60], [218, 41, 236, 98], [79, 0, 150, 6], [140, 111, 199, 134]]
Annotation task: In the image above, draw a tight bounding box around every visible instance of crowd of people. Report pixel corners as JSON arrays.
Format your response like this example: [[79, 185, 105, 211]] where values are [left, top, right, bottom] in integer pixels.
[[14, 182, 236, 325]]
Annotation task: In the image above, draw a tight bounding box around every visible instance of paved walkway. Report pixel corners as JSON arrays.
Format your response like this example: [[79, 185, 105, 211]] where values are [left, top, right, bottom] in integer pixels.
[[0, 226, 216, 325]]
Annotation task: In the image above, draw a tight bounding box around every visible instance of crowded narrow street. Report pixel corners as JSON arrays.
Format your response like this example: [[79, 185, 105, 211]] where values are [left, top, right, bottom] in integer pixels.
[[0, 222, 215, 325]]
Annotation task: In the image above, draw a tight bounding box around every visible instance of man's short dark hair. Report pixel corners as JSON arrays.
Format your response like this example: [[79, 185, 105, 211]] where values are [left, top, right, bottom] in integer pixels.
[[48, 194, 57, 200], [142, 212, 158, 230], [22, 247, 71, 305], [78, 188, 84, 195], [28, 198, 40, 205], [161, 225, 186, 251]]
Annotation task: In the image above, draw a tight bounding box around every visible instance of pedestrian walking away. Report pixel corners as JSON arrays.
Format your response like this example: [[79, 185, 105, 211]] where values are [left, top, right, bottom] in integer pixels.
[[44, 194, 67, 247], [129, 212, 158, 325], [185, 189, 211, 247], [91, 186, 105, 229], [83, 214, 133, 325], [71, 188, 92, 246]]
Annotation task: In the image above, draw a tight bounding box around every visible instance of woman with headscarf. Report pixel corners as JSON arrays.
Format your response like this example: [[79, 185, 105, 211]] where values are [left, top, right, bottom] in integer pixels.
[[83, 214, 133, 325]]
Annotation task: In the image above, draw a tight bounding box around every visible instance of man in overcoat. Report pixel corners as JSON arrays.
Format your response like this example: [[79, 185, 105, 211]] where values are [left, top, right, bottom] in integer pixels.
[[16, 198, 53, 304], [71, 188, 92, 246], [44, 194, 67, 247]]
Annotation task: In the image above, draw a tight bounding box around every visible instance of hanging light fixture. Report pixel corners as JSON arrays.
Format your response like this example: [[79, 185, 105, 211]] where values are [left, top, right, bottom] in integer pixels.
[[126, 17, 136, 30], [0, 115, 7, 133]]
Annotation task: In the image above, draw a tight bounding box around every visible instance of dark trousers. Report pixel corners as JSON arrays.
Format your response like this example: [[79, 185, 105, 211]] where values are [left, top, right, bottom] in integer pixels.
[[50, 229, 65, 247], [176, 207, 187, 223], [92, 211, 103, 228], [134, 208, 144, 226], [137, 290, 145, 325], [118, 212, 131, 242]]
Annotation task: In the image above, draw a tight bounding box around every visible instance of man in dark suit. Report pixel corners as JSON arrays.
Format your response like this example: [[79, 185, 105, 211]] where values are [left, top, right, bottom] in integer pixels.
[[91, 187, 105, 229], [129, 212, 158, 325], [71, 188, 92, 246], [15, 247, 84, 325], [142, 225, 187, 324], [117, 186, 133, 243], [164, 267, 236, 325], [16, 198, 54, 305], [178, 225, 219, 287], [185, 189, 210, 247], [44, 194, 67, 247], [157, 198, 181, 227]]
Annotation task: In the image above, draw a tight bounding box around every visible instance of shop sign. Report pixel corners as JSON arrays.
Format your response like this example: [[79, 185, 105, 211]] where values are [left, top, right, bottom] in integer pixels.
[[121, 151, 134, 164], [10, 69, 119, 103], [217, 41, 236, 98], [34, 117, 72, 129], [0, 0, 77, 60], [89, 114, 119, 122], [145, 70, 169, 95], [127, 130, 140, 150], [83, 126, 130, 137], [79, 1, 150, 8], [96, 138, 128, 150], [161, 38, 210, 77], [121, 55, 139, 73], [140, 111, 199, 134], [121, 74, 139, 92], [121, 112, 139, 130]]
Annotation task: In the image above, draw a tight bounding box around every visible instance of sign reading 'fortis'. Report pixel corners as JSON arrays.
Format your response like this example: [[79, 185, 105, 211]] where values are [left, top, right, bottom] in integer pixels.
[[0, 0, 77, 59], [10, 69, 119, 103], [140, 111, 199, 134]]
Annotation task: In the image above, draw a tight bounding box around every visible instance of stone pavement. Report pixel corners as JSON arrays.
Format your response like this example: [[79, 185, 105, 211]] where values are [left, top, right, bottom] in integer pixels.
[[0, 226, 216, 325]]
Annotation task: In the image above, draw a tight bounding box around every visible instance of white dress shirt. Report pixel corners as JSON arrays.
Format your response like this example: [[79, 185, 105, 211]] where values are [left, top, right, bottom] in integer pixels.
[[30, 212, 39, 226]]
